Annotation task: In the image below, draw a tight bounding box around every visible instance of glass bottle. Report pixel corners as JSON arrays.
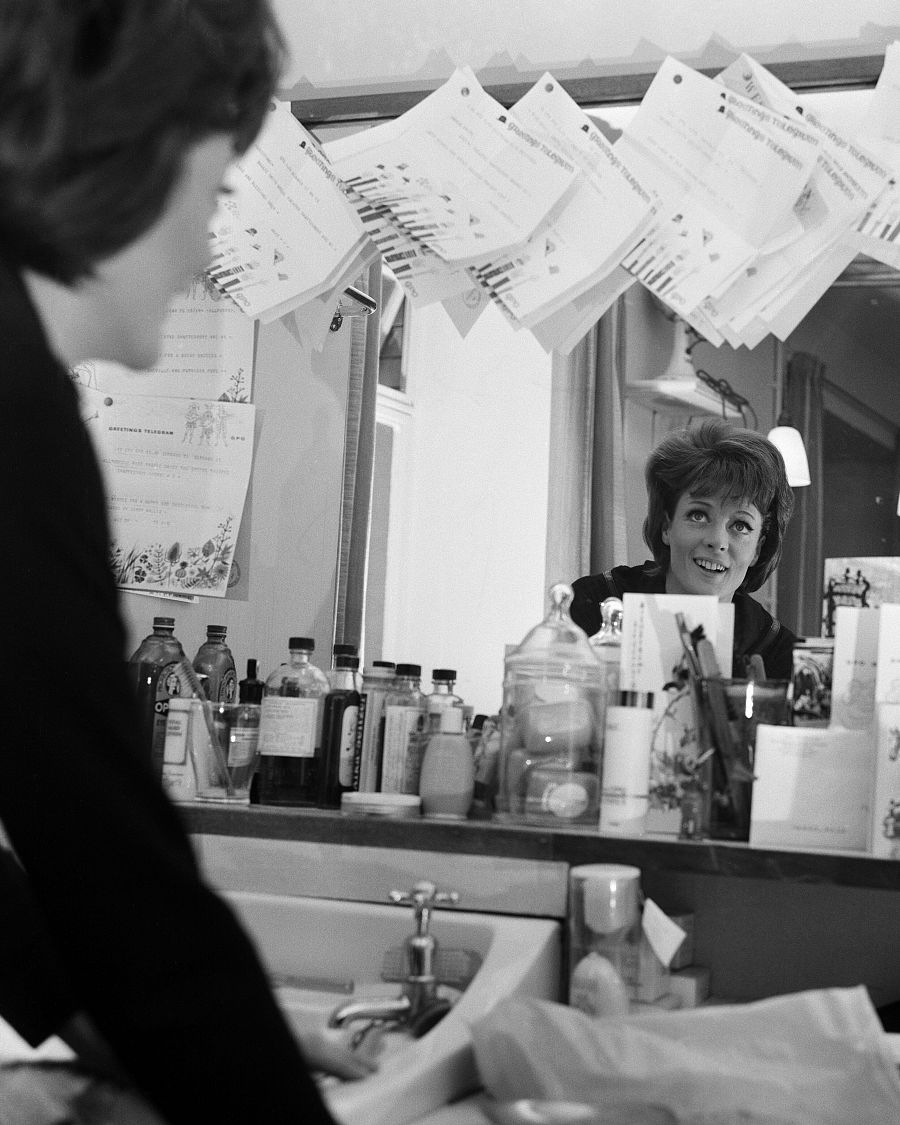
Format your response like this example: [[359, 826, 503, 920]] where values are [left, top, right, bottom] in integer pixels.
[[380, 663, 427, 795], [256, 636, 328, 806], [355, 661, 396, 792], [239, 658, 265, 703], [589, 596, 623, 748], [192, 624, 237, 703], [128, 616, 189, 782], [419, 704, 475, 819], [317, 655, 361, 808], [426, 668, 464, 733], [496, 583, 605, 825], [328, 643, 361, 691]]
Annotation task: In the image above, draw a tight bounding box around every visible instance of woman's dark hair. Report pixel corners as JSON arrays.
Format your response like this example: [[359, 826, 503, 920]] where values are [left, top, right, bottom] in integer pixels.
[[0, 0, 284, 283], [642, 418, 794, 593]]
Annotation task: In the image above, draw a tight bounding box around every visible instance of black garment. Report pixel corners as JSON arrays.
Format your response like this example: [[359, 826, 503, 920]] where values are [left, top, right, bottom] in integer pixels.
[[571, 562, 801, 681], [0, 258, 334, 1125]]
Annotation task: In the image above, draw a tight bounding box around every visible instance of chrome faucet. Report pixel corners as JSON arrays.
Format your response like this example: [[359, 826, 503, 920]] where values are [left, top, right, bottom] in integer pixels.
[[328, 880, 459, 1038]]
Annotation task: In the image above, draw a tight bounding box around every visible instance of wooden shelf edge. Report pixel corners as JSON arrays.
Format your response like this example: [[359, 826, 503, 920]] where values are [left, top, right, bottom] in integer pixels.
[[182, 805, 900, 892]]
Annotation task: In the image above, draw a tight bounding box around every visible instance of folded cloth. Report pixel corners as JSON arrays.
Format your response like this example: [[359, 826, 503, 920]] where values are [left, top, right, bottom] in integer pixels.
[[0, 1062, 166, 1125], [471, 987, 900, 1125]]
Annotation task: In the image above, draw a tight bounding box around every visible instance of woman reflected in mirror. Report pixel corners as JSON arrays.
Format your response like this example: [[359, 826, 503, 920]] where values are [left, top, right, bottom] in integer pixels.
[[570, 419, 802, 680]]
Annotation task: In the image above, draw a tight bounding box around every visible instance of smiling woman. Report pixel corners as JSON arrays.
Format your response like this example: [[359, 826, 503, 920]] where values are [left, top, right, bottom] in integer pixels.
[[569, 418, 802, 680]]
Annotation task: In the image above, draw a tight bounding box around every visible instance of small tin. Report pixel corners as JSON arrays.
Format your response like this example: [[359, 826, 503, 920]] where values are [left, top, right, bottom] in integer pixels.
[[790, 639, 834, 727]]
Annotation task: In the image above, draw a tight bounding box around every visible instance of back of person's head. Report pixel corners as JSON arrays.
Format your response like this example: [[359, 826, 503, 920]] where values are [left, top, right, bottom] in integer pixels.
[[0, 0, 284, 283], [642, 418, 794, 593]]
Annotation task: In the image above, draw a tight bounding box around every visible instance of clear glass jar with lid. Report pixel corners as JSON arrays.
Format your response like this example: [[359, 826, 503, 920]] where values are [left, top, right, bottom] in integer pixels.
[[495, 582, 606, 825]]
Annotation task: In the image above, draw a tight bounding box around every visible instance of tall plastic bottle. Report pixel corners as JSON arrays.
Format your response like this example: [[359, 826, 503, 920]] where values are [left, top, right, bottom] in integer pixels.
[[354, 661, 396, 792], [256, 637, 328, 806], [128, 616, 189, 782], [419, 704, 475, 819], [380, 663, 427, 795], [317, 655, 361, 808], [192, 624, 237, 703]]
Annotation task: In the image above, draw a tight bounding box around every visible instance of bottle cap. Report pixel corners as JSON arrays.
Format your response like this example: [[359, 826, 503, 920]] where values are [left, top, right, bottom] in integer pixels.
[[432, 668, 457, 681], [332, 642, 358, 657], [395, 663, 421, 678], [335, 655, 360, 669], [153, 616, 175, 629], [288, 636, 315, 650], [570, 864, 641, 934], [206, 625, 227, 638], [373, 660, 395, 670]]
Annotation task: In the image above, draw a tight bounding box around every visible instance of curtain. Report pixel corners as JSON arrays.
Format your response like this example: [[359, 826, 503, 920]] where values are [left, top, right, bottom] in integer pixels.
[[545, 300, 628, 595], [332, 260, 382, 649], [778, 351, 825, 637]]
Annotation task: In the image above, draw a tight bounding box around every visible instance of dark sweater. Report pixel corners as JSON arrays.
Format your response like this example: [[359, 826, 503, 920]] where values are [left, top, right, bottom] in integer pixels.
[[571, 562, 801, 681], [0, 257, 334, 1124]]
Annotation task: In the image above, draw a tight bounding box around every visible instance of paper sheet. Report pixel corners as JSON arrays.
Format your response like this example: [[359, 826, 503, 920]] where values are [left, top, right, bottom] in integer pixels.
[[79, 388, 254, 598], [324, 67, 581, 266], [71, 274, 256, 401], [207, 99, 367, 322]]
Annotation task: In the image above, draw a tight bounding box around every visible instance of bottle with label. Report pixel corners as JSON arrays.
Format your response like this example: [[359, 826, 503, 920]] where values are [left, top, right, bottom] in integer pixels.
[[239, 658, 265, 704], [425, 668, 464, 733], [354, 661, 396, 792], [256, 637, 328, 806], [317, 655, 361, 808], [419, 704, 475, 819], [192, 624, 237, 703], [128, 616, 190, 782], [380, 663, 427, 795], [598, 691, 655, 836], [227, 666, 264, 792]]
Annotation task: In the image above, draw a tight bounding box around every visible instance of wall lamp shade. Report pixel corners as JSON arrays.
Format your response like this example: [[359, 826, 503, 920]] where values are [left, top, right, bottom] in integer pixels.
[[767, 424, 811, 487]]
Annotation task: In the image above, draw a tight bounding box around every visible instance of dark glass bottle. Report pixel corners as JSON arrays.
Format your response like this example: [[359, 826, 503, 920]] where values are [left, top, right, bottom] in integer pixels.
[[256, 637, 328, 806], [192, 624, 237, 703], [317, 655, 361, 808], [128, 616, 188, 781]]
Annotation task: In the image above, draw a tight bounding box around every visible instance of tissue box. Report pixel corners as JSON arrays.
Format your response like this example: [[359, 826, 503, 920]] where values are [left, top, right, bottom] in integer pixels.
[[669, 965, 711, 1008]]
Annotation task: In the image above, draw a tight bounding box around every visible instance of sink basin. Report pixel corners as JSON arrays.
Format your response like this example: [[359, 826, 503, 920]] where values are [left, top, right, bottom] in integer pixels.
[[224, 889, 561, 1125]]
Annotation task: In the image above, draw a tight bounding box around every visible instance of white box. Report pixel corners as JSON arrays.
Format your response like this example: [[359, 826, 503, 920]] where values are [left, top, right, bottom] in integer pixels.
[[750, 725, 874, 852], [875, 604, 900, 704], [871, 702, 900, 858], [831, 606, 880, 729]]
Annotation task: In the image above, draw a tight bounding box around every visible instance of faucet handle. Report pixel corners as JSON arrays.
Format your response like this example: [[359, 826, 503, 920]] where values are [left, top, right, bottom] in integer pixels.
[[389, 880, 459, 912]]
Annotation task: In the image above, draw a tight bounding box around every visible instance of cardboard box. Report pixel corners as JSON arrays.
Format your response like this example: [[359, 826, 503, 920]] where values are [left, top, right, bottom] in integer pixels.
[[668, 965, 711, 1008]]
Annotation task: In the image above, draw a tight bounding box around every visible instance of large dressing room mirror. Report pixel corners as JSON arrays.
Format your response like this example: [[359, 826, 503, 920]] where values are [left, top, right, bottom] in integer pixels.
[[316, 88, 900, 717]]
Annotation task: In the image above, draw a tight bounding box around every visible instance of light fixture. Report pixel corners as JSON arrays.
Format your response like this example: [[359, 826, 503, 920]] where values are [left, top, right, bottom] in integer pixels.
[[767, 412, 811, 487]]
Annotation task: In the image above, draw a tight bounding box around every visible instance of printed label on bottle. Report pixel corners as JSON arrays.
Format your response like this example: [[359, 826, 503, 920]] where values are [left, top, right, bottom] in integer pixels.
[[163, 710, 190, 765], [219, 668, 237, 704], [228, 726, 258, 767], [381, 706, 426, 793], [259, 697, 319, 757], [338, 703, 360, 787]]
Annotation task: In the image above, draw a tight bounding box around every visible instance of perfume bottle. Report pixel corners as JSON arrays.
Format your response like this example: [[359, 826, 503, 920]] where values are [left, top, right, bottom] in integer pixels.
[[256, 637, 328, 806], [380, 663, 426, 795]]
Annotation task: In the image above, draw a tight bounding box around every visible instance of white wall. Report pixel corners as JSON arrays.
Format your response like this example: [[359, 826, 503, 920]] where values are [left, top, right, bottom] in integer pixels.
[[379, 301, 553, 716]]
